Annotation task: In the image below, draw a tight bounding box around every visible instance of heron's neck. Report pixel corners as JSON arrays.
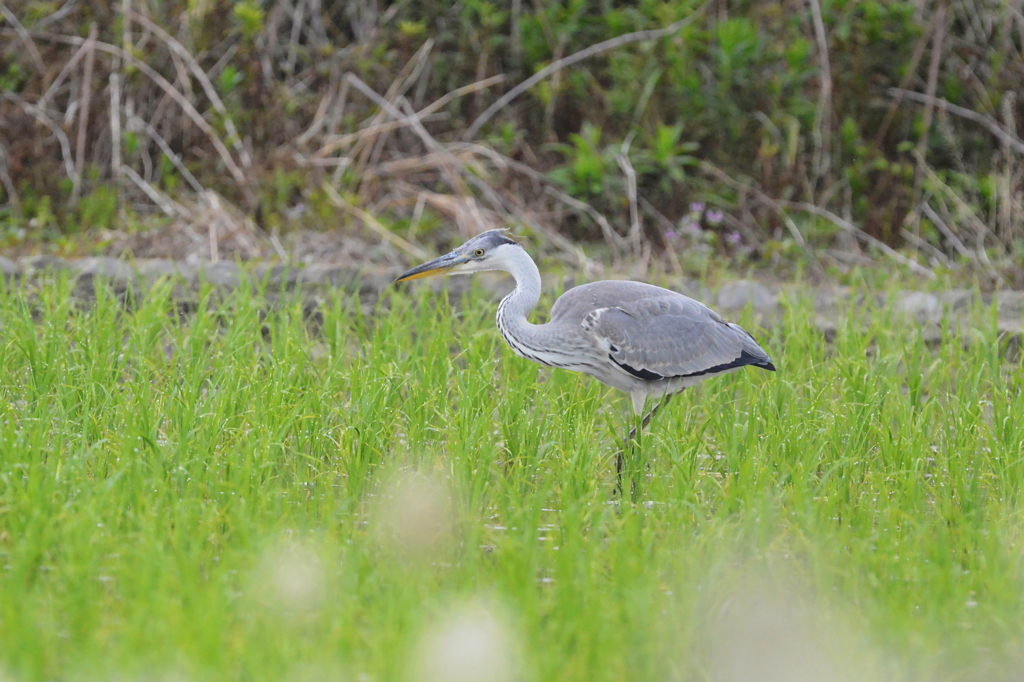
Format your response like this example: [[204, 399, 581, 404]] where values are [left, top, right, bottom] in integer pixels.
[[496, 247, 545, 349], [499, 246, 542, 319]]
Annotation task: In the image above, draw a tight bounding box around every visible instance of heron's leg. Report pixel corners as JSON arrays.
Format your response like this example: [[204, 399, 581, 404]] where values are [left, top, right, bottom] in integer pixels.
[[628, 391, 674, 442], [615, 391, 675, 496]]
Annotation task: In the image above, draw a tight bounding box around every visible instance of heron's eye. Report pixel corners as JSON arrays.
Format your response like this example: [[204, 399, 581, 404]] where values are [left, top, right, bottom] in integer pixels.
[[474, 249, 485, 257]]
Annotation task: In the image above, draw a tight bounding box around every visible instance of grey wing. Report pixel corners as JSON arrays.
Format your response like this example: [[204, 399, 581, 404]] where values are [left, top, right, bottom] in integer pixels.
[[560, 283, 774, 380]]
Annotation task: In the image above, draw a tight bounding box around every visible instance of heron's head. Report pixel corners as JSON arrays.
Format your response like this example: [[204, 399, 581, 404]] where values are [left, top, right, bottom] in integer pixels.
[[395, 229, 523, 282]]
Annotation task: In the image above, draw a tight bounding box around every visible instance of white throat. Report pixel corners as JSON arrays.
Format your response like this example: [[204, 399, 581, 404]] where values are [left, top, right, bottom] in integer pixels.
[[492, 244, 541, 318]]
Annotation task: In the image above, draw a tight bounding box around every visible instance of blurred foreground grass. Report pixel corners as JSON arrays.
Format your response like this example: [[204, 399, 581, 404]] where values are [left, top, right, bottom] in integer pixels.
[[0, 277, 1023, 681]]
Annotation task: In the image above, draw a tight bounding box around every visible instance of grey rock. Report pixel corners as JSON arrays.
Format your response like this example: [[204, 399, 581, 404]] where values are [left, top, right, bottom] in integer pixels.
[[939, 289, 977, 312], [254, 263, 300, 289], [893, 291, 943, 322], [813, 285, 851, 313], [356, 266, 395, 296], [297, 264, 362, 290], [921, 322, 944, 347], [999, 321, 1023, 361], [21, 255, 69, 274], [132, 260, 197, 302], [202, 261, 241, 288], [71, 257, 137, 299], [816, 315, 839, 344], [996, 291, 1024, 317], [0, 255, 18, 279], [135, 259, 190, 282], [675, 278, 714, 305], [72, 257, 136, 283], [717, 280, 779, 314]]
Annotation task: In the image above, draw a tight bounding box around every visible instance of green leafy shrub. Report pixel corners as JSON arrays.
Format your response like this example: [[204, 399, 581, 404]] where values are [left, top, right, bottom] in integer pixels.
[[548, 124, 615, 198], [78, 186, 119, 231]]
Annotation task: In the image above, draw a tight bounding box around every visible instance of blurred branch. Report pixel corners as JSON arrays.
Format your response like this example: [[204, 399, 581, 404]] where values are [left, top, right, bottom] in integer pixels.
[[71, 23, 97, 206], [699, 162, 808, 248], [614, 133, 641, 256], [920, 200, 972, 260], [38, 35, 92, 109], [807, 0, 833, 192], [0, 2, 45, 74], [314, 75, 504, 158], [123, 107, 206, 194], [33, 0, 78, 30], [321, 182, 427, 259], [779, 200, 937, 279], [121, 165, 191, 219], [912, 2, 948, 201], [898, 227, 950, 266], [3, 94, 80, 188], [3, 29, 252, 199], [129, 10, 253, 170], [0, 141, 20, 213], [451, 142, 628, 252], [464, 4, 708, 140], [639, 197, 682, 274], [873, 12, 938, 147], [889, 88, 1024, 155]]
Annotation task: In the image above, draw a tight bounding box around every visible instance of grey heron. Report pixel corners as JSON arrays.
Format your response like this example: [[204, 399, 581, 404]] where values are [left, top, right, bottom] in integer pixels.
[[396, 229, 775, 489]]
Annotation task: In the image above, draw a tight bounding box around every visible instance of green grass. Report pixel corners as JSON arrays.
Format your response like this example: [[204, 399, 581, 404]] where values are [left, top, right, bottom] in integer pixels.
[[0, 275, 1022, 681]]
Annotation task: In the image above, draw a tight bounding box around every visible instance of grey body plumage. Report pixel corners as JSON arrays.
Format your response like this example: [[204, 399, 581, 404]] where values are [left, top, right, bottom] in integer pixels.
[[396, 229, 775, 482], [535, 279, 774, 412]]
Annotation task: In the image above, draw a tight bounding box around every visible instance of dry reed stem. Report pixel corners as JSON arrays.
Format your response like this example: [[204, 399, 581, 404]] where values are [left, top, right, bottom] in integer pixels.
[[912, 2, 948, 204], [7, 31, 253, 196], [890, 89, 1024, 155], [873, 12, 939, 147], [123, 108, 205, 194], [284, 0, 306, 78], [321, 182, 427, 259], [639, 196, 683, 274], [0, 141, 20, 212], [109, 69, 121, 197], [449, 142, 627, 252], [395, 95, 475, 209], [350, 40, 434, 190], [917, 162, 1001, 281], [71, 22, 98, 206], [0, 29, 251, 200], [38, 35, 92, 109], [699, 162, 809, 249], [314, 75, 505, 158], [0, 1, 45, 74], [615, 133, 642, 257], [5, 95, 80, 187], [121, 164, 191, 218], [296, 67, 340, 146], [779, 200, 937, 279], [128, 9, 253, 171], [807, 0, 833, 193], [898, 227, 951, 266], [920, 200, 972, 260]]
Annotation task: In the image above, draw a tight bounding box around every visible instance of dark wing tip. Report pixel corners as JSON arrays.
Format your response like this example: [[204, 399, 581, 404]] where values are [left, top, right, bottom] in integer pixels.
[[610, 349, 775, 382], [610, 357, 665, 381]]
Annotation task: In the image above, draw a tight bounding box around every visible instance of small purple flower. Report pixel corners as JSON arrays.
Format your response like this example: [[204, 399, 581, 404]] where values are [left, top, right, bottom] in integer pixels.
[[665, 229, 677, 240], [689, 202, 705, 215], [706, 209, 724, 225], [684, 221, 701, 235], [726, 231, 742, 245]]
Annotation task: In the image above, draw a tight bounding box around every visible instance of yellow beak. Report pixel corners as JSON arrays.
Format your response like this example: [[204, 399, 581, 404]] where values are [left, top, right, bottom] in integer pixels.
[[394, 251, 468, 282]]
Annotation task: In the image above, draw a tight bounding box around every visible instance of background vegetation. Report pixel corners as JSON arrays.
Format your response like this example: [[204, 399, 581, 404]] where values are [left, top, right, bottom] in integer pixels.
[[1, 0, 1023, 280]]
